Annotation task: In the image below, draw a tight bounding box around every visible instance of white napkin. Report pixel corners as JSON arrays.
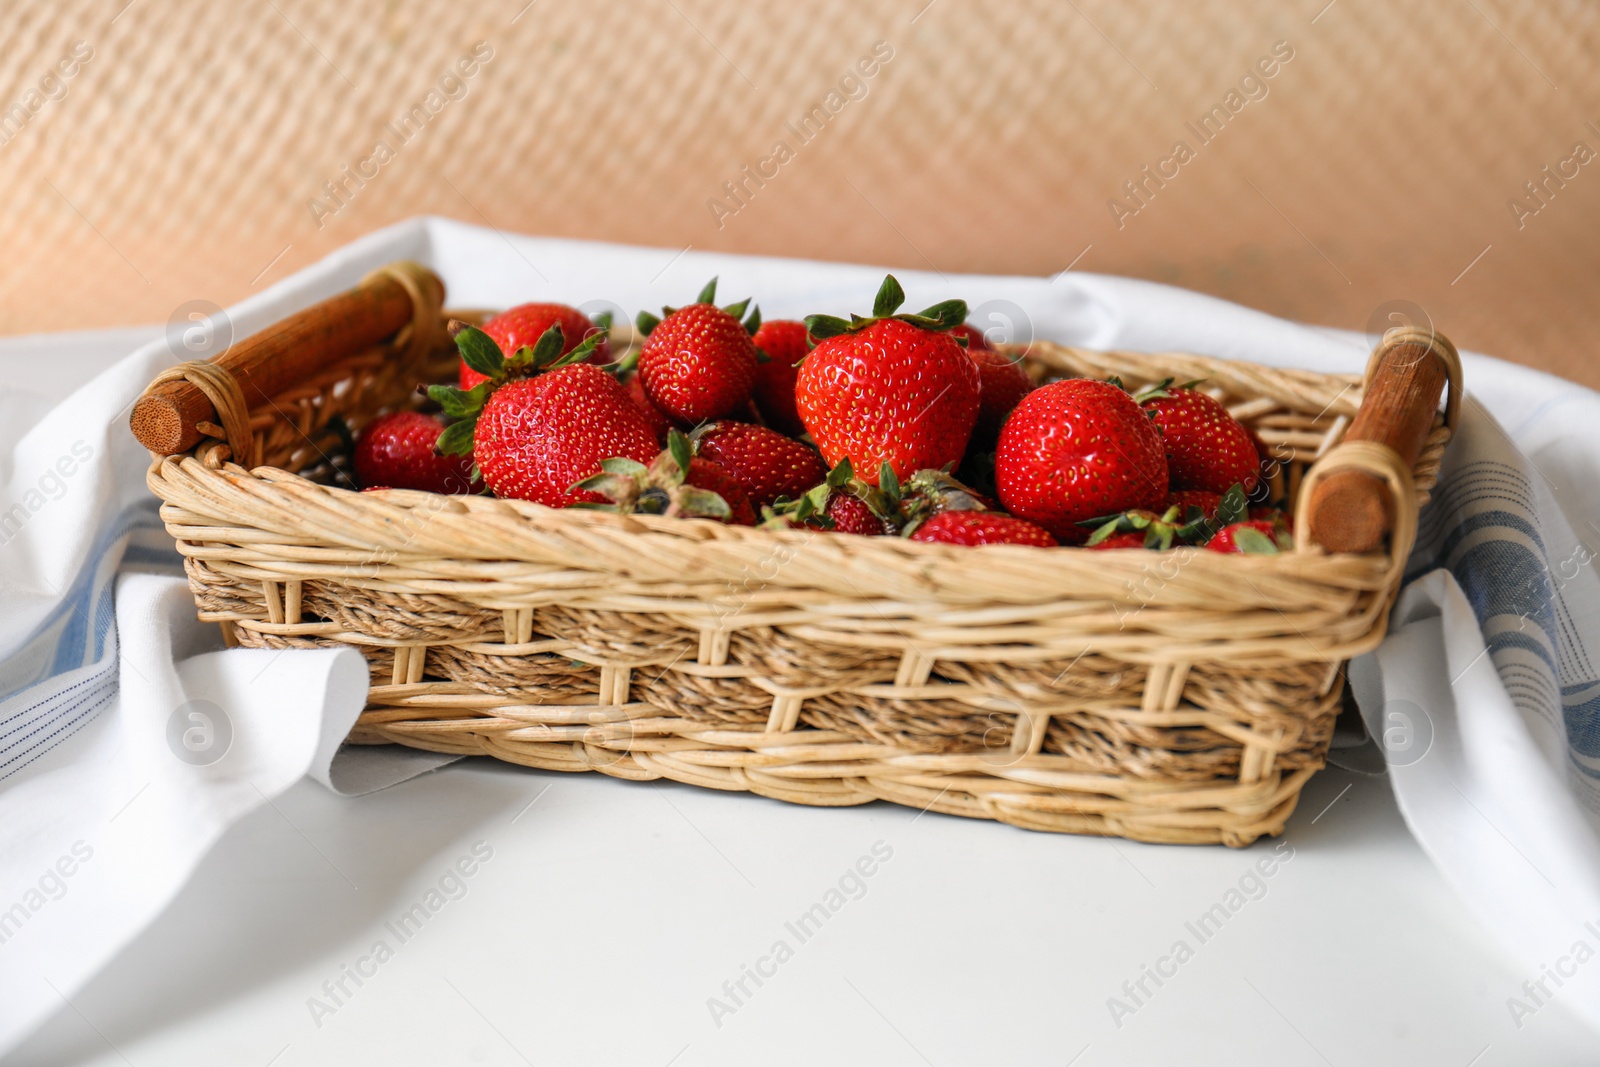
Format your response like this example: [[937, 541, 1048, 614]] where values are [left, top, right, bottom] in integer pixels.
[[1348, 397, 1600, 1033], [3, 216, 1599, 1053]]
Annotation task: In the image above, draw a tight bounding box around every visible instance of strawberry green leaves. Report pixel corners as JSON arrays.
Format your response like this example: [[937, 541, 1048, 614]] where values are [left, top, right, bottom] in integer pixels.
[[805, 274, 969, 341], [763, 458, 985, 535], [1081, 482, 1252, 549], [873, 275, 906, 318], [763, 457, 858, 528], [667, 427, 693, 475], [570, 456, 651, 509], [432, 381, 492, 421], [876, 461, 900, 507], [433, 416, 478, 458], [1229, 525, 1281, 554], [1082, 505, 1205, 550], [636, 278, 763, 338], [572, 430, 735, 521], [430, 320, 599, 458], [455, 323, 505, 379], [1130, 376, 1210, 405], [1212, 483, 1249, 529]]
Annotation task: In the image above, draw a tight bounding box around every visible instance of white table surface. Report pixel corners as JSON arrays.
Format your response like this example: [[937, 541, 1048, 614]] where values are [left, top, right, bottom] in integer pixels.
[[7, 758, 1594, 1066]]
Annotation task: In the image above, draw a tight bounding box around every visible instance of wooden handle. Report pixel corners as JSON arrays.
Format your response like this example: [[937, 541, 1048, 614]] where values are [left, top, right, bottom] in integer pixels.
[[1305, 333, 1451, 553], [130, 266, 445, 455]]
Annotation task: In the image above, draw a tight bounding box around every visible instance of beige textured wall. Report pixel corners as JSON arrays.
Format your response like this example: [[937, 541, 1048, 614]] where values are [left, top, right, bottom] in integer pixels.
[[2, 1, 1597, 386]]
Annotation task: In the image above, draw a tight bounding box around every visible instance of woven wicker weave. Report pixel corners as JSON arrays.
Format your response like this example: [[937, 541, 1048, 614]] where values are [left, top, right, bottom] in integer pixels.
[[140, 264, 1458, 846]]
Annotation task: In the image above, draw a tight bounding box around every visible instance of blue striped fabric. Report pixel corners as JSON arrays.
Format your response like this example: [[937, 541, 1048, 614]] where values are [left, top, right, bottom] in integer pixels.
[[1405, 440, 1600, 805], [0, 500, 181, 781]]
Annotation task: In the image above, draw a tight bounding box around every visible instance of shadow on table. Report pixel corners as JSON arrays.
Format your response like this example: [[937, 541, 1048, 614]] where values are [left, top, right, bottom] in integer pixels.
[[8, 757, 544, 1066]]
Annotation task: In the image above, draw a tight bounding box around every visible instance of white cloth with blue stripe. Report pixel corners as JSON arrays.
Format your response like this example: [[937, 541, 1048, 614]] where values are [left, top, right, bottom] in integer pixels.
[[2, 217, 1598, 1052]]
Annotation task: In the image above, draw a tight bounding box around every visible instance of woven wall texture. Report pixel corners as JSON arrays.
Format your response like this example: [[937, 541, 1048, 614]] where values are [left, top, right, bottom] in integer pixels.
[[1, 1, 1596, 385]]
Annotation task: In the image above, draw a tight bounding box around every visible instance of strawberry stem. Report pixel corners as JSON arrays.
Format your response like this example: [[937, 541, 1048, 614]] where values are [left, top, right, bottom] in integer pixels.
[[804, 275, 969, 340]]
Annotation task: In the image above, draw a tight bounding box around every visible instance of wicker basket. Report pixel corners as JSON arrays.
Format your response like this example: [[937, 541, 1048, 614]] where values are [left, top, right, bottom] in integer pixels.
[[133, 262, 1460, 846]]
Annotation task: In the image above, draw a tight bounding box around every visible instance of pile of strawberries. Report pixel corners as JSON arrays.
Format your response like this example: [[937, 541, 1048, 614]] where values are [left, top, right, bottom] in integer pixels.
[[351, 276, 1294, 553]]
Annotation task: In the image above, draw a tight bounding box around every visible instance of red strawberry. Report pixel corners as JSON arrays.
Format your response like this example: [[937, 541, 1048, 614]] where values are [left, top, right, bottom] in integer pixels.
[[761, 457, 890, 535], [636, 279, 761, 424], [821, 492, 889, 535], [1205, 519, 1290, 554], [1164, 489, 1223, 520], [1088, 531, 1150, 550], [778, 459, 993, 540], [1247, 426, 1272, 463], [948, 322, 993, 350], [909, 510, 1057, 547], [995, 379, 1167, 542], [1249, 505, 1293, 530], [750, 320, 810, 435], [625, 373, 673, 443], [796, 276, 979, 486], [432, 321, 658, 508], [1137, 380, 1260, 495], [690, 420, 825, 511], [683, 459, 757, 525], [462, 303, 608, 389], [353, 411, 477, 494], [1245, 428, 1278, 503], [475, 371, 658, 507], [968, 346, 1032, 446], [575, 431, 755, 525], [1082, 504, 1207, 550]]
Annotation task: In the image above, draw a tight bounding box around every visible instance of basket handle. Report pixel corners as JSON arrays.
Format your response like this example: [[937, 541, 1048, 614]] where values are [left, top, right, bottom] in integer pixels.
[[1299, 325, 1461, 554], [130, 261, 445, 457]]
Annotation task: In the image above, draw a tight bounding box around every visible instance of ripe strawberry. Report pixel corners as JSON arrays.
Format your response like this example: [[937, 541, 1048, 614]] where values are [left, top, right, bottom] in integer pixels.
[[690, 420, 825, 511], [1137, 380, 1260, 495], [1249, 505, 1293, 530], [461, 303, 609, 389], [575, 431, 754, 525], [432, 321, 658, 508], [624, 373, 673, 443], [683, 458, 757, 525], [750, 319, 810, 435], [1082, 500, 1214, 550], [995, 379, 1167, 542], [1240, 428, 1280, 504], [1164, 489, 1223, 520], [636, 278, 761, 424], [1088, 531, 1150, 550], [948, 322, 993, 350], [968, 346, 1032, 446], [475, 372, 659, 507], [769, 459, 990, 541], [761, 457, 890, 535], [1205, 519, 1291, 554], [1247, 426, 1272, 464], [796, 275, 979, 486], [353, 410, 477, 494], [822, 492, 889, 535], [909, 511, 1057, 547]]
